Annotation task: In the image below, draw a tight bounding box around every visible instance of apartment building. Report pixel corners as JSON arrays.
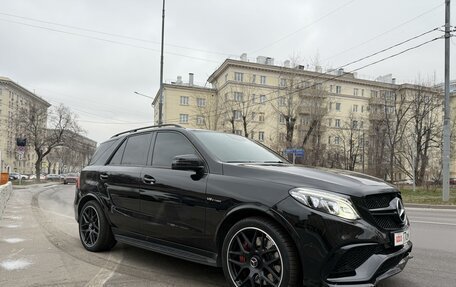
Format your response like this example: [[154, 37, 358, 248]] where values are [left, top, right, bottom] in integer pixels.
[[154, 55, 444, 181], [0, 76, 51, 174]]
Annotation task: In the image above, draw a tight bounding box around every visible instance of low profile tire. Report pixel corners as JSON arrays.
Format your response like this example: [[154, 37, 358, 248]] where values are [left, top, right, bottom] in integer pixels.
[[222, 217, 299, 287], [79, 200, 116, 252]]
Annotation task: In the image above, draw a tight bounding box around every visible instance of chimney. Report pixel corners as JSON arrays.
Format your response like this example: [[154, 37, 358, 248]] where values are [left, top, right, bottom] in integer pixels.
[[283, 60, 290, 67], [176, 76, 183, 84], [337, 68, 344, 76], [240, 53, 248, 61], [315, 66, 322, 73], [189, 73, 194, 86], [392, 78, 396, 84]]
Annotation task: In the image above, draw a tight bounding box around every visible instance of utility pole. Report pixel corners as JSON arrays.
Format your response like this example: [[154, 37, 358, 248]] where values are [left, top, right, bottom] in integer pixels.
[[158, 0, 166, 125], [442, 0, 451, 201]]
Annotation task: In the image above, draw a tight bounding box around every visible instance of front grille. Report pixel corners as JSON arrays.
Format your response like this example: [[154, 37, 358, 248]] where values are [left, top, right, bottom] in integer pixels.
[[365, 193, 397, 209], [372, 214, 404, 229], [361, 193, 406, 231], [329, 245, 382, 278]]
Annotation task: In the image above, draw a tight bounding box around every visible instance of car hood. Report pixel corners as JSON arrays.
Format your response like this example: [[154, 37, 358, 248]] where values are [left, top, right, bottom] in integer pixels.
[[222, 163, 397, 197]]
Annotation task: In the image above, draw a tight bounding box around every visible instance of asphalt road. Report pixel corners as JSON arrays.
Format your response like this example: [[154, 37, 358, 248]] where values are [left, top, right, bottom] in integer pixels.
[[0, 184, 455, 286]]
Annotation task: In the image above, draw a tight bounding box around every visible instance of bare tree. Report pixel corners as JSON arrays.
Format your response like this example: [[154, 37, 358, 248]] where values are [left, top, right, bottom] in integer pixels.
[[15, 104, 82, 181], [397, 85, 442, 185], [193, 92, 219, 130]]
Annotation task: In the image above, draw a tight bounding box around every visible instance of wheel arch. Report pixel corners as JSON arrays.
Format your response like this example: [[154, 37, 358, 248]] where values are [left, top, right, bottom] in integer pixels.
[[77, 193, 105, 223], [215, 204, 303, 268]]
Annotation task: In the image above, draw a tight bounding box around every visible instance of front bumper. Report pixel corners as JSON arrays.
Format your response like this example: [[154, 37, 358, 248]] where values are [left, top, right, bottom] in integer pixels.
[[275, 196, 412, 287]]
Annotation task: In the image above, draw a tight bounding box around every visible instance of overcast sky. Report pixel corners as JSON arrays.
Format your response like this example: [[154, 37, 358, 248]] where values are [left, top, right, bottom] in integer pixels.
[[1, 0, 455, 144]]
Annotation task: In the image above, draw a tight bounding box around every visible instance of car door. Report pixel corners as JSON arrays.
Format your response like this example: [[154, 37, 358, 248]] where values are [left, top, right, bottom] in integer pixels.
[[140, 131, 208, 249], [102, 132, 152, 235]]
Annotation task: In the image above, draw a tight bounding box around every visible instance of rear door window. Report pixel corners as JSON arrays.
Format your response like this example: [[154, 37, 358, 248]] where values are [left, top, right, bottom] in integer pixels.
[[121, 133, 152, 166], [90, 138, 122, 165]]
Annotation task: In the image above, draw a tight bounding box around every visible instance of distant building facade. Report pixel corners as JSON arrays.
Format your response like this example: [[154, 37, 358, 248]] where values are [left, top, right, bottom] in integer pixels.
[[154, 56, 445, 182], [0, 76, 50, 174]]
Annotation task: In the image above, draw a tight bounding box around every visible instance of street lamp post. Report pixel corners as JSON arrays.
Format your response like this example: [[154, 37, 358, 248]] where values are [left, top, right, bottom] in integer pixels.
[[158, 0, 166, 125]]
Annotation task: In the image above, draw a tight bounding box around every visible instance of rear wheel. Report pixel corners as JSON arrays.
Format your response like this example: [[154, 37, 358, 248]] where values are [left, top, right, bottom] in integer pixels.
[[222, 217, 299, 287], [79, 200, 116, 252]]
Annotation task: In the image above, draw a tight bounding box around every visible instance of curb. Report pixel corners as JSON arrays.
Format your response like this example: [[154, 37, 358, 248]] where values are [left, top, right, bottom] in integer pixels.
[[0, 182, 13, 219], [405, 203, 456, 209]]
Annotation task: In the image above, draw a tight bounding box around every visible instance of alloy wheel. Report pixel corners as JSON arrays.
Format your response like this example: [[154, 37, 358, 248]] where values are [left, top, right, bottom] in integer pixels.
[[80, 205, 100, 247], [227, 227, 283, 287]]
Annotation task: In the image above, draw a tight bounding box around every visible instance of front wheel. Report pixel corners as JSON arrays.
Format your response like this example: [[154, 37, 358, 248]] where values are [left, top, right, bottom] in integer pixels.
[[222, 217, 299, 287], [79, 200, 116, 252]]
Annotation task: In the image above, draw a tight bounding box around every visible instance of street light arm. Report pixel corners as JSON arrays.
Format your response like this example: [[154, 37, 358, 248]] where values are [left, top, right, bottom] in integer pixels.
[[134, 91, 155, 100]]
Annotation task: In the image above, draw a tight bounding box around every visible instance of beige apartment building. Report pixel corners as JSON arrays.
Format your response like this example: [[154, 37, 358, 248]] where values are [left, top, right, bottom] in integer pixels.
[[154, 56, 447, 182], [0, 76, 51, 175]]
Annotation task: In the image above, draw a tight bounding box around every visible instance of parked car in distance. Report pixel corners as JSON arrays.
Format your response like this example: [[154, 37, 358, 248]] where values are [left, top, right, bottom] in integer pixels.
[[29, 174, 46, 180], [395, 179, 413, 185], [450, 178, 456, 185], [46, 174, 61, 180], [75, 125, 412, 287], [64, 173, 79, 184], [8, 173, 28, 180]]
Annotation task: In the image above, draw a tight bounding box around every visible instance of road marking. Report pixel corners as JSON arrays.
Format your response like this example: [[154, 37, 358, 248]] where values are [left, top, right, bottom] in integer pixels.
[[0, 258, 32, 271], [2, 238, 26, 244], [410, 220, 456, 226], [84, 250, 124, 287], [406, 207, 456, 212], [3, 216, 22, 220]]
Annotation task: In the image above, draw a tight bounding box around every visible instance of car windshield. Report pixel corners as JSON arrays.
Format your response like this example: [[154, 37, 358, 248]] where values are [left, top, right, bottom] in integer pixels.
[[193, 131, 284, 163]]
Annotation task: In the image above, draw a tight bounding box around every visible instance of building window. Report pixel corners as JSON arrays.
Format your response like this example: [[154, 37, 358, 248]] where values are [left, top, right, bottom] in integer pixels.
[[335, 86, 342, 94], [279, 114, 286, 124], [334, 136, 340, 145], [196, 98, 206, 107], [196, 116, 205, 125], [361, 105, 364, 113], [352, 120, 358, 129], [251, 94, 256, 103], [330, 85, 334, 93], [235, 130, 243, 135], [354, 88, 359, 96], [179, 114, 189, 124], [280, 78, 287, 87], [180, 96, 189, 105], [328, 136, 331, 144], [360, 121, 364, 128], [252, 74, 256, 83], [335, 119, 341, 128], [353, 104, 358, 112], [260, 95, 266, 104], [258, 131, 265, 142], [235, 72, 243, 82], [300, 114, 309, 125], [361, 89, 365, 96], [371, 90, 378, 97], [327, 118, 332, 127], [251, 112, 256, 121], [278, 96, 286, 106], [336, 103, 341, 111], [234, 92, 243, 102], [234, 110, 242, 120], [258, 113, 265, 122], [260, 75, 266, 85]]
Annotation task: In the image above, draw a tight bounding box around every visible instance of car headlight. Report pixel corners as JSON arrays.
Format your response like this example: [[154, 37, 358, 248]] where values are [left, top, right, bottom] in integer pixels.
[[289, 188, 360, 220]]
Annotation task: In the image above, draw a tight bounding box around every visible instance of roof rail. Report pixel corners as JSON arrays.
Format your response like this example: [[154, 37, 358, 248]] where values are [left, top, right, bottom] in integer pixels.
[[111, 124, 184, 138]]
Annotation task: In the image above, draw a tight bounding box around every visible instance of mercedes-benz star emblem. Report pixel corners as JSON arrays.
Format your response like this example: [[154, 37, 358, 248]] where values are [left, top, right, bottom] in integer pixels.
[[250, 257, 259, 268], [394, 198, 406, 223]]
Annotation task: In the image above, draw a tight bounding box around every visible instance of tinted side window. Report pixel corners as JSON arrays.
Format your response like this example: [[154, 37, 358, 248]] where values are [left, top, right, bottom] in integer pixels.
[[89, 138, 122, 165], [152, 132, 196, 168], [109, 140, 127, 165], [121, 133, 152, 166]]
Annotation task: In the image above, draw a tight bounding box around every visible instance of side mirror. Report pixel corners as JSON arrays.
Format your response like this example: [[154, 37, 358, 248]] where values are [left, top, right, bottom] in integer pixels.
[[172, 154, 205, 172]]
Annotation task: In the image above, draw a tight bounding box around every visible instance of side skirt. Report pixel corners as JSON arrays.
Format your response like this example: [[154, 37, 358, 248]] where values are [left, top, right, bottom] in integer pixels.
[[113, 232, 219, 267]]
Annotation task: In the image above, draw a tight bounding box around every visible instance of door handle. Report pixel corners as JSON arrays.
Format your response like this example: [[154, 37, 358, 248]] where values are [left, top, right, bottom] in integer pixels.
[[100, 174, 108, 180], [143, 175, 156, 184]]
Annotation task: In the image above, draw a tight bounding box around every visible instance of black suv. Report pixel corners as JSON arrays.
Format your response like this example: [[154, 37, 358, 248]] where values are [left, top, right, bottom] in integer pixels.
[[74, 125, 412, 287]]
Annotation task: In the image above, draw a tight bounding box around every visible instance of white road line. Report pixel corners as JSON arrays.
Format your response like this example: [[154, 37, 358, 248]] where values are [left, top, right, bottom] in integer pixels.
[[410, 220, 456, 226], [406, 207, 456, 212], [2, 238, 26, 244]]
